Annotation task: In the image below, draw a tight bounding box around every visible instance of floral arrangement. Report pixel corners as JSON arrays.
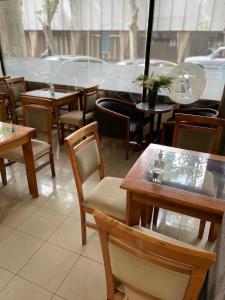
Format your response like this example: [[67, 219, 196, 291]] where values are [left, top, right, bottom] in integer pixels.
[[134, 74, 174, 92]]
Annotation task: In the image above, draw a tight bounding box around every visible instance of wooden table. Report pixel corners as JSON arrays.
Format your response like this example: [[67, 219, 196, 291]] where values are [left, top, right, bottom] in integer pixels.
[[136, 103, 172, 141], [21, 89, 80, 144], [0, 122, 38, 198], [121, 143, 225, 242]]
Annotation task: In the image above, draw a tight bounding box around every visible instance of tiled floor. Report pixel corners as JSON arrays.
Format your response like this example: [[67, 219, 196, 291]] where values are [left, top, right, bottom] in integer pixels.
[[0, 137, 215, 299]]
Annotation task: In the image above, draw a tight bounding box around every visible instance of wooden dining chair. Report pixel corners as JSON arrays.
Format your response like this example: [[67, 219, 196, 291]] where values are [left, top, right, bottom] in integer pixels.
[[94, 210, 216, 300], [64, 121, 127, 245], [0, 76, 11, 120], [6, 77, 27, 123], [60, 86, 98, 143], [0, 104, 55, 185], [0, 93, 7, 122], [154, 113, 225, 239]]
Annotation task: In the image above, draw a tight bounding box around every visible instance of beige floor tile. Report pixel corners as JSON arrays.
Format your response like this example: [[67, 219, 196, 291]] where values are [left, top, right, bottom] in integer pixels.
[[0, 267, 14, 291], [0, 276, 53, 300], [1, 175, 28, 198], [0, 231, 43, 273], [57, 256, 106, 300], [49, 217, 95, 254], [0, 194, 17, 209], [23, 184, 56, 206], [0, 202, 38, 228], [18, 208, 66, 240], [0, 224, 14, 242], [19, 243, 79, 292], [51, 296, 65, 300], [82, 232, 103, 263], [42, 190, 78, 215]]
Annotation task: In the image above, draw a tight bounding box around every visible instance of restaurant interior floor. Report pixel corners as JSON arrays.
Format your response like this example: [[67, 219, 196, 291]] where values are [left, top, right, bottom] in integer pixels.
[[0, 133, 215, 300]]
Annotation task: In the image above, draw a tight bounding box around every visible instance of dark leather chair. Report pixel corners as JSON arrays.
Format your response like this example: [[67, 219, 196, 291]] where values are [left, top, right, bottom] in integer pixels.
[[95, 98, 145, 159]]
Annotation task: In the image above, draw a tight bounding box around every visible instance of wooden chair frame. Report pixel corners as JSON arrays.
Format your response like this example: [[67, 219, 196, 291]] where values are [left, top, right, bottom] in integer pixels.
[[0, 104, 55, 185], [65, 122, 105, 245], [94, 210, 216, 300], [0, 92, 7, 122], [6, 77, 27, 123], [60, 86, 98, 143], [172, 113, 225, 154]]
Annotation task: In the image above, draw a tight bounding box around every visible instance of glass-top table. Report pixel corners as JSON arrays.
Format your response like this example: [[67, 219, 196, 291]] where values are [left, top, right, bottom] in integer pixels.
[[0, 123, 16, 143], [121, 143, 225, 242], [143, 150, 225, 200]]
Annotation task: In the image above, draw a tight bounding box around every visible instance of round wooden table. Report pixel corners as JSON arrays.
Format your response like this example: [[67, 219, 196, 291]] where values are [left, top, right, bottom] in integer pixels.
[[136, 102, 172, 142]]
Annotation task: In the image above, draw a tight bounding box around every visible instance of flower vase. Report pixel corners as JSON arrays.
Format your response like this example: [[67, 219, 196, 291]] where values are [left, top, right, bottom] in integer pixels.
[[146, 89, 157, 108]]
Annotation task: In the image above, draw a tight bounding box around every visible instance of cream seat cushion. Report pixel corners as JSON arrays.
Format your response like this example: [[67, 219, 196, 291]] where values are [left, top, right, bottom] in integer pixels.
[[84, 176, 126, 220], [14, 106, 22, 116], [1, 139, 50, 163], [60, 110, 94, 127]]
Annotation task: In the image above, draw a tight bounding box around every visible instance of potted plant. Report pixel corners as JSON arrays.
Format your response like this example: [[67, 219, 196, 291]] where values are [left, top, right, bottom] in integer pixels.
[[134, 73, 174, 107]]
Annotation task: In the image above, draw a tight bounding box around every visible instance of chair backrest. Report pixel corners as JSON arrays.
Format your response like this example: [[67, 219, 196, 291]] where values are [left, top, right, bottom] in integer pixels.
[[172, 113, 225, 154], [0, 93, 6, 122], [64, 122, 104, 204], [79, 85, 98, 110], [6, 77, 26, 107], [84, 90, 98, 114], [0, 76, 10, 97], [94, 210, 216, 300], [23, 104, 53, 146]]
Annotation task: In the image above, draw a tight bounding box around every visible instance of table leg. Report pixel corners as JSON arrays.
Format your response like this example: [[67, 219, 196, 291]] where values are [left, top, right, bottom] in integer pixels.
[[141, 204, 153, 228], [22, 140, 38, 198], [54, 105, 62, 145], [148, 114, 155, 142], [126, 192, 142, 226], [156, 113, 162, 135], [208, 222, 219, 243]]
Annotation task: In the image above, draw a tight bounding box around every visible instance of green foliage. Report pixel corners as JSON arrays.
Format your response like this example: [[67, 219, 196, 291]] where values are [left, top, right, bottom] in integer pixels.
[[36, 0, 59, 22], [134, 73, 174, 92]]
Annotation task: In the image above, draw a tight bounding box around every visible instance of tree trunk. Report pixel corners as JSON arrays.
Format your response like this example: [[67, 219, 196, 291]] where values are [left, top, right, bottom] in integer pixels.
[[129, 0, 139, 60], [43, 24, 56, 54], [177, 32, 191, 63], [0, 0, 27, 57]]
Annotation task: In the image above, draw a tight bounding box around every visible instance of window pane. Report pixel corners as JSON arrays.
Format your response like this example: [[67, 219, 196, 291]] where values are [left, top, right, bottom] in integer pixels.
[[151, 0, 225, 101], [0, 0, 150, 98]]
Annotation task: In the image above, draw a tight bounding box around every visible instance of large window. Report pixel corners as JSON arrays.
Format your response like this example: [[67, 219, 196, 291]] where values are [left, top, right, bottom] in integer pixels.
[[0, 0, 225, 101], [0, 0, 149, 95]]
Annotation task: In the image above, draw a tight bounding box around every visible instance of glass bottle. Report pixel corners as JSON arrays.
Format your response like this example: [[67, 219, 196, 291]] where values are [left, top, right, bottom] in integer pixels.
[[49, 83, 55, 96], [152, 150, 164, 184]]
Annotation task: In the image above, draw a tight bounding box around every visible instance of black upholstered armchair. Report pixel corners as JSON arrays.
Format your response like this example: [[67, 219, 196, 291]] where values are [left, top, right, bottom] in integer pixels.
[[95, 98, 144, 159]]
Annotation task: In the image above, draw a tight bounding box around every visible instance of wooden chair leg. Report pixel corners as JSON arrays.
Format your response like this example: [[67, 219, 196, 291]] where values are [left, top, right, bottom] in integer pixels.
[[81, 212, 87, 245], [125, 141, 129, 160], [0, 158, 7, 185], [61, 122, 65, 144], [198, 220, 206, 239], [141, 204, 153, 228], [49, 152, 55, 177], [153, 207, 159, 225]]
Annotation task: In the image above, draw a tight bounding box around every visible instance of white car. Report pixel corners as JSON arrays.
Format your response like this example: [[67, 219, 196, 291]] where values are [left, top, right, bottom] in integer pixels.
[[184, 47, 225, 68], [116, 58, 177, 68]]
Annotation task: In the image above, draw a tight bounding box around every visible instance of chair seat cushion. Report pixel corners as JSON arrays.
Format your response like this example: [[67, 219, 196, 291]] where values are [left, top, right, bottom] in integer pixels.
[[1, 139, 51, 163], [14, 106, 22, 116], [60, 110, 94, 126], [84, 176, 126, 221]]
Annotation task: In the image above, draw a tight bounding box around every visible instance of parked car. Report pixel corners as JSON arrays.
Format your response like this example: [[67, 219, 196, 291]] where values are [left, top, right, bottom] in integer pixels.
[[116, 58, 177, 68], [43, 55, 108, 64], [184, 47, 225, 68]]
